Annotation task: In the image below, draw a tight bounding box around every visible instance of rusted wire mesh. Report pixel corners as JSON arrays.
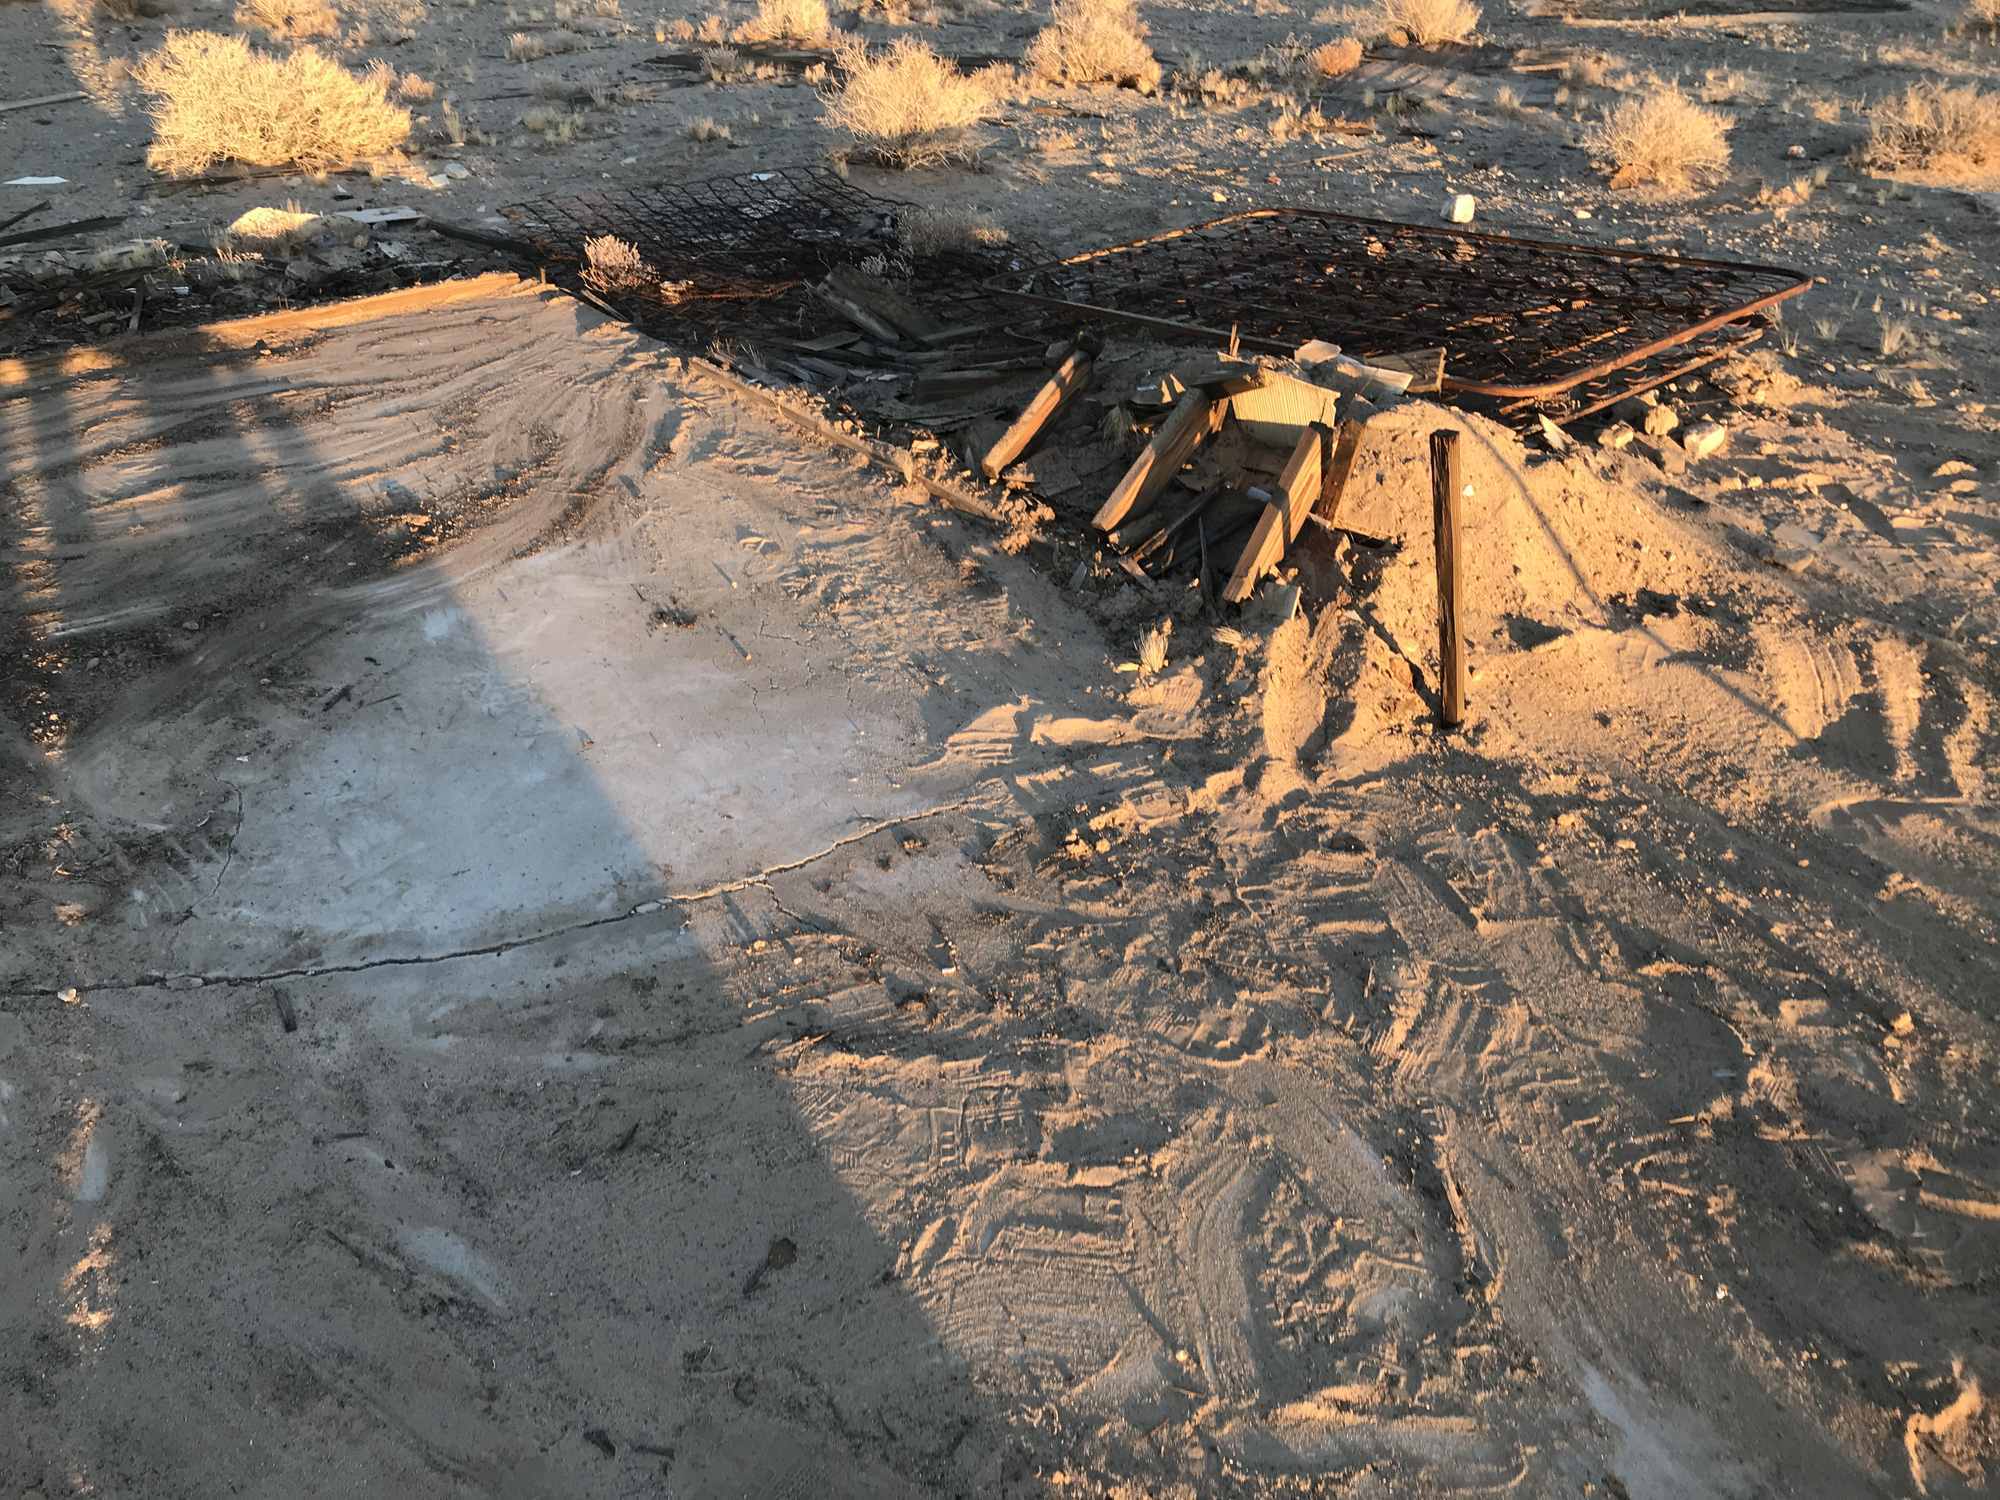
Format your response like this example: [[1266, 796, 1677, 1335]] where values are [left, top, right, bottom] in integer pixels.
[[500, 167, 1041, 339], [992, 209, 1811, 409]]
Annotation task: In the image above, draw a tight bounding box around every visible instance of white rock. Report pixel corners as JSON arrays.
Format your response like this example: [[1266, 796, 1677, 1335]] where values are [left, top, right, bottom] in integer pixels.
[[1443, 193, 1476, 225], [1682, 419, 1728, 459], [1597, 422, 1636, 450]]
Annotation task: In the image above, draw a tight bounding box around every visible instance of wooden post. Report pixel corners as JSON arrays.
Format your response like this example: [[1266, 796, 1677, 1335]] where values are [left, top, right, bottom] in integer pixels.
[[1429, 429, 1467, 729], [1221, 425, 1323, 604]]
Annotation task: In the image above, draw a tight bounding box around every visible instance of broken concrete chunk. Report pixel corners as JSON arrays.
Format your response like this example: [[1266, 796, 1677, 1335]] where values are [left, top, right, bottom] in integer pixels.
[[1442, 194, 1476, 224], [1681, 419, 1727, 459]]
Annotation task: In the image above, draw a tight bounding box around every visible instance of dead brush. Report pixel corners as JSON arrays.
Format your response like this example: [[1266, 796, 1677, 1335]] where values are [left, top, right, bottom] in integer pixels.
[[1964, 0, 2000, 30], [520, 103, 586, 141], [1310, 36, 1363, 78], [701, 44, 741, 81], [134, 30, 412, 176], [1376, 0, 1479, 48], [685, 115, 731, 141], [1583, 85, 1731, 194], [822, 36, 996, 168], [1860, 81, 2000, 176], [1025, 0, 1163, 93], [740, 0, 830, 41], [582, 234, 654, 293], [234, 0, 340, 40], [896, 202, 1008, 258]]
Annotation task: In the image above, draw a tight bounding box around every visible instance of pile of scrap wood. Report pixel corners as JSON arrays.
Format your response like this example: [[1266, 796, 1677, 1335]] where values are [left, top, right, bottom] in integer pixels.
[[1083, 344, 1441, 603]]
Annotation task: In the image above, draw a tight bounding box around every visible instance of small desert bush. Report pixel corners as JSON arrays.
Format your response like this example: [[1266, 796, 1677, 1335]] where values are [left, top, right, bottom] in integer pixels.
[[823, 36, 995, 167], [1964, 0, 2000, 30], [1311, 37, 1363, 77], [135, 31, 412, 177], [234, 0, 338, 40], [584, 235, 652, 293], [1025, 0, 1163, 93], [897, 203, 1008, 258], [1584, 86, 1730, 193], [1377, 0, 1477, 48], [1860, 81, 2000, 175], [686, 115, 731, 141], [744, 0, 830, 40]]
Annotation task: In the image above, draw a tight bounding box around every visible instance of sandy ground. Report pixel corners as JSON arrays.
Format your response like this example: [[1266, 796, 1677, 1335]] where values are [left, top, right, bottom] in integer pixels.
[[3, 1, 2000, 1498]]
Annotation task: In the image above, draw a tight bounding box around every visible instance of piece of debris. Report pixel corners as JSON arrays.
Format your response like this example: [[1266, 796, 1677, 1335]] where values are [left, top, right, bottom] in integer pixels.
[[1442, 193, 1476, 224], [1537, 413, 1571, 453], [742, 1235, 798, 1296], [1681, 419, 1727, 459], [582, 1428, 617, 1458], [1616, 395, 1679, 438], [981, 347, 1094, 479], [1597, 422, 1636, 450]]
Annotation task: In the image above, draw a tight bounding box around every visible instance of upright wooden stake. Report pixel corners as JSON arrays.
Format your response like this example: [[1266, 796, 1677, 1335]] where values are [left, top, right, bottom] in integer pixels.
[[1429, 429, 1468, 728]]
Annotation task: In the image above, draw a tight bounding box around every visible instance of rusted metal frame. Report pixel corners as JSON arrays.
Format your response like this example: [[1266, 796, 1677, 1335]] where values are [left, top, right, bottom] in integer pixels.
[[995, 208, 1811, 403]]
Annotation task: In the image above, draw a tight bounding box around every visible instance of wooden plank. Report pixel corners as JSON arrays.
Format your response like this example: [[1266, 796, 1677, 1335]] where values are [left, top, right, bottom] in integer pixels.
[[1316, 417, 1367, 525], [0, 90, 87, 116], [1368, 346, 1446, 394], [813, 283, 903, 345], [825, 265, 946, 341], [1094, 390, 1219, 531], [1222, 427, 1322, 603], [1430, 428, 1467, 728], [981, 350, 1092, 480], [0, 213, 124, 250]]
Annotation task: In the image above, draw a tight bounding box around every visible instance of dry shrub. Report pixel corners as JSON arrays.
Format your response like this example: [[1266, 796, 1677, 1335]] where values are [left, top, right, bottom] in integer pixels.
[[1965, 0, 2000, 29], [1311, 37, 1363, 77], [1861, 81, 2000, 175], [1584, 86, 1731, 193], [823, 36, 995, 167], [1376, 0, 1477, 48], [234, 0, 338, 39], [897, 202, 1008, 258], [686, 115, 731, 141], [744, 0, 830, 40], [134, 30, 412, 176], [1025, 0, 1162, 93], [582, 235, 652, 293]]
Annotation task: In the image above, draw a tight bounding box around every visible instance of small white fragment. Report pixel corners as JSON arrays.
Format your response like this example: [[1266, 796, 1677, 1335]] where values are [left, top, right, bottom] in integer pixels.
[[1443, 193, 1475, 224]]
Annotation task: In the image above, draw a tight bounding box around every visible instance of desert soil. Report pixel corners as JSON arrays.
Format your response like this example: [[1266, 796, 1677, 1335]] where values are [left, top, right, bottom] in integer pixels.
[[4, 2, 2000, 1498]]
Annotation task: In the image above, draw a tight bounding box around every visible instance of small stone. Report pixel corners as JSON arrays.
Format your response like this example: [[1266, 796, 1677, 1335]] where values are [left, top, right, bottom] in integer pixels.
[[1442, 193, 1476, 225], [1641, 405, 1679, 437], [1933, 459, 1975, 478], [1786, 144, 1805, 159], [1596, 422, 1635, 450], [443, 161, 470, 179], [58, 986, 80, 1004], [1681, 419, 1728, 459]]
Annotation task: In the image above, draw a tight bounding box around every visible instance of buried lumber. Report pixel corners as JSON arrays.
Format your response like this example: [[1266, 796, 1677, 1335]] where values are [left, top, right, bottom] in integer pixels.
[[685, 355, 1004, 526], [1430, 428, 1468, 729], [981, 350, 1093, 480], [1095, 389, 1222, 531], [1222, 425, 1324, 604], [824, 265, 946, 343]]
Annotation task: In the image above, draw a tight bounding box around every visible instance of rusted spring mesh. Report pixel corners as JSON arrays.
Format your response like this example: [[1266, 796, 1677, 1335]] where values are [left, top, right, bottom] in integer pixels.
[[500, 167, 1043, 331], [992, 209, 1811, 401]]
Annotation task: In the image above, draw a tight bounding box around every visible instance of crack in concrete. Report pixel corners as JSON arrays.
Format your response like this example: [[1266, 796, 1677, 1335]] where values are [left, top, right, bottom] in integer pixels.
[[1, 798, 985, 1001]]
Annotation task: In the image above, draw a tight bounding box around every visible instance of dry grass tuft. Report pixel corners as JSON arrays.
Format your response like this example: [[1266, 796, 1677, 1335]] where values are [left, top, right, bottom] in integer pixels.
[[1860, 81, 2000, 176], [743, 0, 830, 40], [1377, 0, 1478, 48], [583, 234, 654, 294], [1025, 0, 1163, 93], [135, 30, 411, 177], [1310, 36, 1363, 77], [1965, 0, 2000, 29], [234, 0, 338, 40], [897, 203, 1008, 258], [397, 70, 437, 101], [686, 115, 731, 141], [1584, 86, 1731, 194], [823, 36, 996, 167]]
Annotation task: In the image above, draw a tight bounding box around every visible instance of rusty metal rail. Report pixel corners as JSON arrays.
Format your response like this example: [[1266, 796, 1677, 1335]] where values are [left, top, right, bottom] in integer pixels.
[[990, 208, 1811, 416]]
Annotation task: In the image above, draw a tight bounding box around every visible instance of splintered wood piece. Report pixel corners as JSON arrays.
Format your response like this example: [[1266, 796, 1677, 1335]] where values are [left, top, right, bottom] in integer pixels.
[[1316, 417, 1367, 526], [1368, 346, 1446, 394], [980, 351, 1093, 480], [1222, 426, 1323, 603], [1430, 428, 1467, 728], [1095, 391, 1220, 531], [825, 265, 946, 341], [1186, 362, 1265, 396], [815, 288, 902, 345]]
